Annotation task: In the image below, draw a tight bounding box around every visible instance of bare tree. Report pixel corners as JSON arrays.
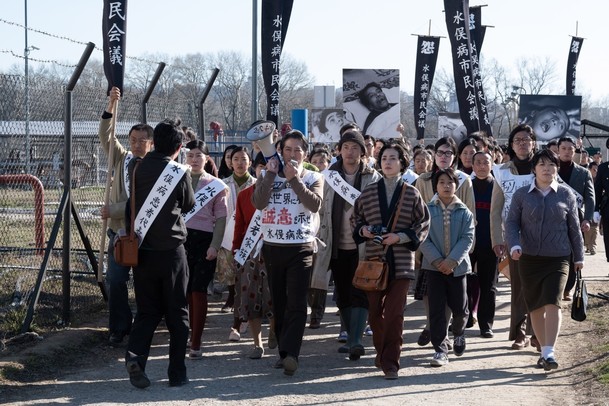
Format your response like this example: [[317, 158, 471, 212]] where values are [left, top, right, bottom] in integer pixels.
[[514, 56, 558, 95]]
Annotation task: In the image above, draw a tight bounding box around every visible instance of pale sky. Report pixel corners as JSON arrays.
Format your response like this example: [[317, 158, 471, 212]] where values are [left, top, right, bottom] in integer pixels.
[[1, 0, 609, 101]]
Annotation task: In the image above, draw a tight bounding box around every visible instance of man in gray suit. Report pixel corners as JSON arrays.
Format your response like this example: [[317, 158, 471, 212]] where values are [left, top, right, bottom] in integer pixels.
[[557, 136, 594, 300]]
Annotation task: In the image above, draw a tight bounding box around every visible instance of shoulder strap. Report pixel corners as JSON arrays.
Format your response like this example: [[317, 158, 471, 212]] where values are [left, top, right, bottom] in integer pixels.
[[129, 161, 140, 240], [381, 183, 408, 256]]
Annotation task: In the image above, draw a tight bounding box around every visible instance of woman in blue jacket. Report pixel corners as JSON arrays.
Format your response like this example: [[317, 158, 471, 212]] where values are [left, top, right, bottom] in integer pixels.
[[419, 168, 475, 367]]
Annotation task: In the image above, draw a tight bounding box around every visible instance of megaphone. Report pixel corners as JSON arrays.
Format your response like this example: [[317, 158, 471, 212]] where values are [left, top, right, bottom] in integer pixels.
[[246, 120, 281, 164]]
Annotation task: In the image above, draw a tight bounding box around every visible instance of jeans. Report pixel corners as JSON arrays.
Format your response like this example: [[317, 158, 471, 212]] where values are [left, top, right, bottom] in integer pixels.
[[106, 229, 133, 335]]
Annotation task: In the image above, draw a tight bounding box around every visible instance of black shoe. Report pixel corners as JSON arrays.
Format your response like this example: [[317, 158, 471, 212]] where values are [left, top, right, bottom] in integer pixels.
[[109, 332, 126, 345], [480, 329, 494, 339], [126, 360, 150, 389], [536, 357, 544, 369], [273, 358, 284, 369], [348, 344, 365, 361], [453, 334, 466, 356], [169, 377, 189, 387], [283, 355, 298, 376], [417, 329, 431, 346], [542, 356, 559, 371], [308, 319, 321, 329]]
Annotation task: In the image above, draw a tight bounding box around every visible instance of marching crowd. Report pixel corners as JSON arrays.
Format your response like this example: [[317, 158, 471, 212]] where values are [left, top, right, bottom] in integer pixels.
[[99, 87, 602, 387]]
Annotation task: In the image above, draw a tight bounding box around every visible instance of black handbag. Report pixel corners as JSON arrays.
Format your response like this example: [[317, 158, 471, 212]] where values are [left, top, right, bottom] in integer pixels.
[[571, 268, 588, 322]]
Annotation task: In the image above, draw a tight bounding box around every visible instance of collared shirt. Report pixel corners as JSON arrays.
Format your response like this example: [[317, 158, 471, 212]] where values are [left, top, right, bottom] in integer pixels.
[[527, 179, 559, 197]]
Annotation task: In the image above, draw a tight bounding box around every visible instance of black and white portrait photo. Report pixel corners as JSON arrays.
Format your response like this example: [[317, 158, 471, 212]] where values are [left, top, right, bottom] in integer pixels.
[[518, 95, 582, 141], [438, 112, 468, 145], [342, 69, 400, 139], [311, 109, 347, 144]]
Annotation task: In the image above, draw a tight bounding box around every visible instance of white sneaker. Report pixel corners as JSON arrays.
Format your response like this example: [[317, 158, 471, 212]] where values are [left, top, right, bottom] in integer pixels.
[[430, 352, 449, 367], [239, 322, 249, 334], [188, 348, 202, 359], [229, 328, 241, 342]]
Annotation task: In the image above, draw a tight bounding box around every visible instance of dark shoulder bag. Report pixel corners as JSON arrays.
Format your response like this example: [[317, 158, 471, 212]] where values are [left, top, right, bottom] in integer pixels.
[[352, 184, 407, 292], [571, 268, 588, 322], [114, 162, 140, 267]]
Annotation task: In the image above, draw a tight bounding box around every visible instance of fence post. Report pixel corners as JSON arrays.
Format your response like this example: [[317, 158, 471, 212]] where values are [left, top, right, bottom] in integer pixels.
[[62, 42, 95, 325], [197, 68, 220, 141], [141, 62, 166, 123]]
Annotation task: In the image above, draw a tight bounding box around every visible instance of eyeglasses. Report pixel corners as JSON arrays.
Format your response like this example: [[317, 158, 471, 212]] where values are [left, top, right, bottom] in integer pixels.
[[513, 137, 533, 144], [130, 137, 151, 145], [435, 150, 455, 157]]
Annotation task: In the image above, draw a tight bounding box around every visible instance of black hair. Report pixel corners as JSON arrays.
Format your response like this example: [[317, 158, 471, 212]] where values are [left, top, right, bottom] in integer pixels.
[[358, 82, 383, 110], [432, 168, 459, 192], [280, 130, 309, 152], [153, 118, 183, 155], [181, 126, 197, 143], [557, 136, 576, 148], [472, 150, 493, 163], [531, 148, 559, 169], [218, 144, 238, 179], [185, 139, 206, 152], [378, 141, 409, 174], [230, 145, 250, 160], [129, 123, 154, 139], [507, 124, 537, 159], [432, 137, 458, 171], [309, 148, 331, 164], [457, 138, 479, 169], [253, 151, 266, 168], [364, 134, 375, 143]]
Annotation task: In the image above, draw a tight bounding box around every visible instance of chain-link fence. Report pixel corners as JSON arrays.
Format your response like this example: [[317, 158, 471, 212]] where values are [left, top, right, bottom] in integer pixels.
[[0, 73, 250, 337]]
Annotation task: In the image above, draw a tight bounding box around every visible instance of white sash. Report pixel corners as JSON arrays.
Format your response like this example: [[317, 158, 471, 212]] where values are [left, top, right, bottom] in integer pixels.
[[123, 152, 134, 197], [234, 210, 263, 265], [322, 169, 360, 206], [456, 169, 469, 189], [134, 161, 188, 246], [495, 167, 534, 221], [182, 178, 228, 224], [402, 169, 419, 185], [558, 176, 584, 209]]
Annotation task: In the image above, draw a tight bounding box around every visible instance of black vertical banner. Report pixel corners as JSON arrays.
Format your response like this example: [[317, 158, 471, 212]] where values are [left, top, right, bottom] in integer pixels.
[[566, 37, 584, 96], [261, 0, 294, 125], [102, 0, 128, 95], [413, 36, 440, 140], [469, 6, 485, 53], [444, 0, 492, 136]]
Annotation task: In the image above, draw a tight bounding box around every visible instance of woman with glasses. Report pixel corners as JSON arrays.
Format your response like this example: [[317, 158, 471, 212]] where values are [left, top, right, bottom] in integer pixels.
[[414, 137, 475, 348], [490, 124, 538, 351]]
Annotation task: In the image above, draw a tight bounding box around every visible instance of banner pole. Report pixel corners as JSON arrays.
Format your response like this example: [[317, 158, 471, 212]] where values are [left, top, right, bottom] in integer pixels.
[[98, 101, 118, 283]]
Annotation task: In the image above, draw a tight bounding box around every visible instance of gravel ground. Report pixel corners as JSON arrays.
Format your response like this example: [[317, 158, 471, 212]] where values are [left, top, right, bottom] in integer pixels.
[[2, 247, 608, 405]]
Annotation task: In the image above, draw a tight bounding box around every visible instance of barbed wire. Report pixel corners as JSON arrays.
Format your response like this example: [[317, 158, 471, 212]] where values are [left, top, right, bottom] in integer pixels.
[[0, 18, 165, 66], [0, 49, 77, 68]]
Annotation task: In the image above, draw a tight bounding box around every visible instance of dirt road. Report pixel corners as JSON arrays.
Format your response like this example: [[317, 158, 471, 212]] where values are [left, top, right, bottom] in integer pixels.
[[3, 247, 608, 405]]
